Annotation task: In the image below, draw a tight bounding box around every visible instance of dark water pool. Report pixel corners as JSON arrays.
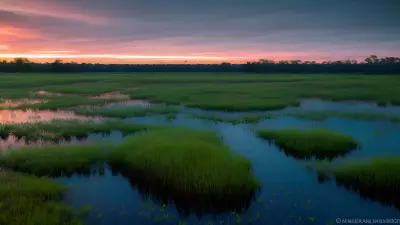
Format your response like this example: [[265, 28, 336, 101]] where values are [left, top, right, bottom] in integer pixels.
[[51, 100, 400, 224]]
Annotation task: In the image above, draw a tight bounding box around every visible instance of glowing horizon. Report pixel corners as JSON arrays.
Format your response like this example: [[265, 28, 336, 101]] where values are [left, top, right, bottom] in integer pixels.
[[0, 0, 398, 64]]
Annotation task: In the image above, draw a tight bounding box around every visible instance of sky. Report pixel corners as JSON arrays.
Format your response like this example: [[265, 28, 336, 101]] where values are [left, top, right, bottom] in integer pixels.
[[0, 0, 399, 64]]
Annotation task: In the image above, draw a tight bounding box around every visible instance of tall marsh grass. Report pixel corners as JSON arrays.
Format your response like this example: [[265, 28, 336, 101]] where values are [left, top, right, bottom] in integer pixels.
[[0, 145, 108, 177], [109, 127, 260, 214], [257, 129, 359, 159], [74, 106, 180, 118], [315, 157, 400, 209], [285, 110, 400, 123], [0, 171, 87, 225], [0, 119, 158, 143], [187, 114, 274, 124]]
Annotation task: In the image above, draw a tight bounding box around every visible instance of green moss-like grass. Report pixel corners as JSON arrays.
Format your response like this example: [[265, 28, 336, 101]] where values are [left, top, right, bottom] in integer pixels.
[[257, 129, 359, 159], [0, 171, 86, 225], [285, 110, 400, 123], [187, 114, 274, 124], [0, 95, 122, 111], [108, 127, 260, 214], [0, 119, 158, 143], [315, 157, 400, 209], [2, 73, 400, 111], [74, 106, 180, 118], [0, 145, 108, 177]]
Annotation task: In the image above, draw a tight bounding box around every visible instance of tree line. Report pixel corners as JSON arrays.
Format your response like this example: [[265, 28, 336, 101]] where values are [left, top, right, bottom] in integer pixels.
[[0, 55, 399, 74]]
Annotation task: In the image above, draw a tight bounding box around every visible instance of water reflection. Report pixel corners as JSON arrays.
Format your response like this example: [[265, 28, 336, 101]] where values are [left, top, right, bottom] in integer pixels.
[[0, 135, 94, 152], [109, 165, 257, 218], [0, 99, 45, 108], [0, 109, 92, 124], [318, 175, 400, 211]]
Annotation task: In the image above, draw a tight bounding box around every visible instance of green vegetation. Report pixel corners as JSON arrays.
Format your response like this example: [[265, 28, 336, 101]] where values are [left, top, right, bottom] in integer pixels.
[[0, 171, 86, 225], [187, 114, 274, 124], [257, 129, 359, 159], [165, 113, 177, 121], [285, 110, 400, 122], [0, 95, 122, 111], [73, 106, 180, 118], [315, 157, 400, 209], [1, 73, 400, 111], [0, 145, 108, 177], [0, 119, 157, 143], [108, 127, 260, 213]]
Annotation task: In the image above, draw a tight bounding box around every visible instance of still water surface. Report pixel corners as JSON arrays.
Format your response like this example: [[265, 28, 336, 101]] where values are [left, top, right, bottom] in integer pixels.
[[4, 99, 400, 224]]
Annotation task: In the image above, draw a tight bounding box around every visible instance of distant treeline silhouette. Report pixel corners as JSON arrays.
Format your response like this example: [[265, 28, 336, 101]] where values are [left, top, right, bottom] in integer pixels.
[[0, 55, 399, 74]]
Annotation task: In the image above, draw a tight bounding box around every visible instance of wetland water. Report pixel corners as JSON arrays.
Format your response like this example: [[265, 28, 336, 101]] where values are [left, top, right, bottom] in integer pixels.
[[3, 99, 400, 224]]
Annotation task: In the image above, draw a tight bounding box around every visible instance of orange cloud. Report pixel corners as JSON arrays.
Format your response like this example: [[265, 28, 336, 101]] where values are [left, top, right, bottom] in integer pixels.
[[0, 45, 9, 50], [0, 25, 41, 39]]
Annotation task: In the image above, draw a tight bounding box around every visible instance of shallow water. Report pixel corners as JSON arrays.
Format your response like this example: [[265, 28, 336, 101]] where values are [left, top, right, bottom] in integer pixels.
[[0, 109, 89, 124], [0, 131, 125, 152], [9, 99, 400, 224]]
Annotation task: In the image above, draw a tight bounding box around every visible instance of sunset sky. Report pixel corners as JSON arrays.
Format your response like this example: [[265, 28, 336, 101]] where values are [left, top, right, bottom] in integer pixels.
[[0, 0, 399, 64]]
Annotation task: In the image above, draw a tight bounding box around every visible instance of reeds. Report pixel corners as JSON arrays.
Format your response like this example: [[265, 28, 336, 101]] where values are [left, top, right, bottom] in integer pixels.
[[0, 145, 108, 177], [285, 110, 400, 123], [0, 119, 158, 143], [316, 157, 400, 209], [257, 129, 359, 159], [0, 171, 86, 225], [74, 106, 180, 118], [187, 114, 274, 124], [108, 127, 260, 214]]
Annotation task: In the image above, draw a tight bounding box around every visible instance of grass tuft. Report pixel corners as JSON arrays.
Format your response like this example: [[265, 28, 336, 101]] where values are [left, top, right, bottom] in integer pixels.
[[74, 106, 180, 118], [0, 145, 108, 177], [108, 127, 260, 214], [0, 171, 87, 225], [285, 110, 400, 123], [187, 114, 274, 124], [315, 157, 400, 209], [257, 129, 359, 159], [0, 119, 159, 143]]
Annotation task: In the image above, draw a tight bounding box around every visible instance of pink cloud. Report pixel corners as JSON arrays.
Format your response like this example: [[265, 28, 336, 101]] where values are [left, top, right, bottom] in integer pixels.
[[0, 0, 109, 24], [0, 25, 42, 39]]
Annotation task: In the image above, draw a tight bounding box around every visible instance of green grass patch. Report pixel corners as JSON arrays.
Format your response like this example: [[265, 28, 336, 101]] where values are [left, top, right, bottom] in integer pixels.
[[0, 119, 158, 143], [315, 157, 400, 209], [108, 127, 260, 214], [1, 95, 123, 110], [125, 75, 400, 111], [2, 73, 400, 111], [257, 129, 359, 159], [0, 145, 108, 177], [0, 171, 87, 225], [74, 106, 180, 118], [187, 114, 274, 124], [285, 110, 400, 122]]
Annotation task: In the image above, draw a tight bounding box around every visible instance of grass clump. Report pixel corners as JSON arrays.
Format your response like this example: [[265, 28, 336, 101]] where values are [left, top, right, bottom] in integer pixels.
[[108, 127, 260, 214], [257, 129, 359, 159], [2, 95, 122, 110], [0, 145, 108, 177], [316, 157, 400, 209], [74, 106, 180, 118], [285, 110, 400, 123], [0, 171, 87, 225], [0, 119, 157, 143], [187, 114, 274, 124]]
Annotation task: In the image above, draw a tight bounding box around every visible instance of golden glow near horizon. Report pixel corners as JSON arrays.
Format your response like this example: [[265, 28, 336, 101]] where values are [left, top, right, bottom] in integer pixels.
[[0, 53, 255, 63]]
